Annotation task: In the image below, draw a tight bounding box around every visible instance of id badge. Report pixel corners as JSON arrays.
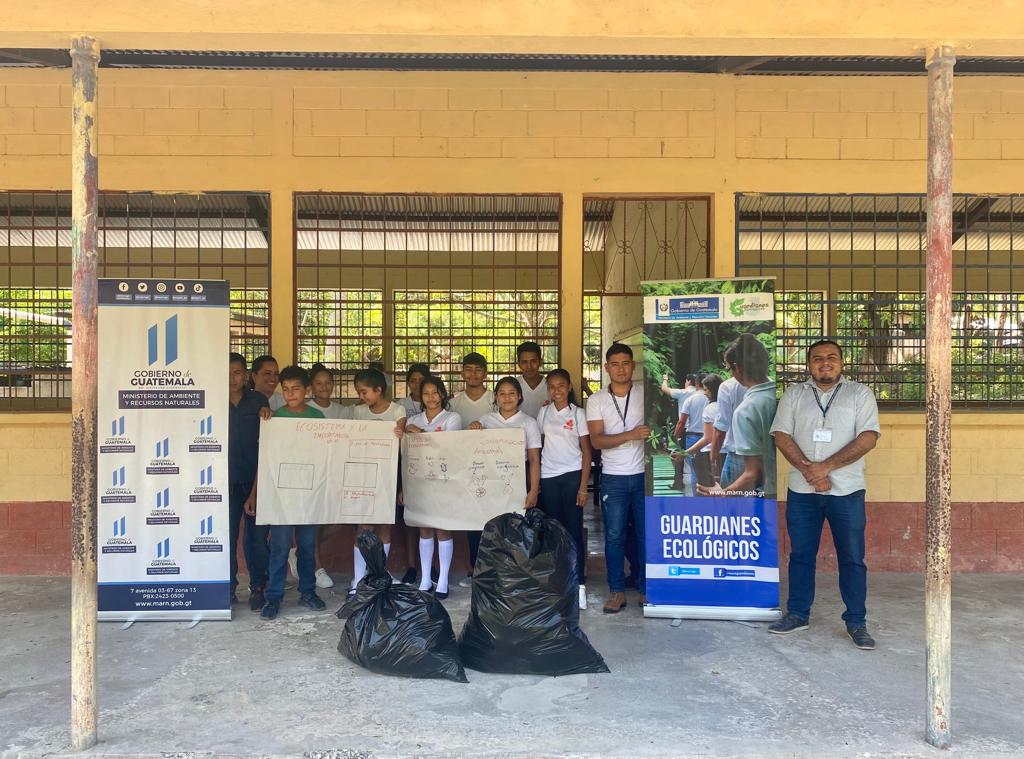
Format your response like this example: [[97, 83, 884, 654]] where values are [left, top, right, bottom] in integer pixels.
[[813, 428, 833, 443]]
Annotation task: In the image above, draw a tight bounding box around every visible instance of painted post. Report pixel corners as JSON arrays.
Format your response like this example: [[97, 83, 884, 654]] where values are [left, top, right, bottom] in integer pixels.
[[924, 43, 955, 751], [70, 35, 100, 752]]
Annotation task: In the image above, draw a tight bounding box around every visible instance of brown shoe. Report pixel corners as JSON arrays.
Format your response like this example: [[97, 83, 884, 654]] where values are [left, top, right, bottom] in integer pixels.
[[603, 592, 627, 614]]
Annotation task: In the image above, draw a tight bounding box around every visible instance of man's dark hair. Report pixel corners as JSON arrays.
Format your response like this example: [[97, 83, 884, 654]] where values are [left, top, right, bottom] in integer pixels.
[[278, 365, 310, 387], [723, 333, 770, 383], [685, 373, 700, 387], [405, 362, 430, 382], [229, 352, 247, 369], [462, 352, 487, 370], [806, 339, 844, 364], [516, 341, 542, 362], [605, 343, 633, 361], [251, 355, 277, 374], [354, 368, 388, 392], [309, 362, 333, 382], [420, 375, 450, 410]]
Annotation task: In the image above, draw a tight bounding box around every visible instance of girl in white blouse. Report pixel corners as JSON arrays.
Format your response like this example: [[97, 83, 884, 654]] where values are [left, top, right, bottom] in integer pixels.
[[404, 375, 463, 599]]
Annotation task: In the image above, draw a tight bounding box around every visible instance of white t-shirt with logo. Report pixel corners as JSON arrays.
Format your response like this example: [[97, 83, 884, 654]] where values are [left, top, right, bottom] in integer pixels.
[[310, 400, 351, 420], [537, 403, 589, 478], [450, 389, 495, 427], [585, 383, 645, 476], [352, 401, 407, 422], [518, 376, 549, 419], [406, 408, 463, 432], [478, 410, 542, 456]]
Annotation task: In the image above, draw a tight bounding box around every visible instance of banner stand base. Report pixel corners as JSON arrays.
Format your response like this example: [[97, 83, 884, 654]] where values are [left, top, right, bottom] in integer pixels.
[[99, 611, 231, 623], [643, 604, 782, 622]]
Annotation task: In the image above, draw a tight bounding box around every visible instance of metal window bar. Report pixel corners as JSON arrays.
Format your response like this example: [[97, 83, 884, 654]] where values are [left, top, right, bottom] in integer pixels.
[[736, 192, 1024, 408], [0, 191, 271, 411], [294, 193, 561, 401], [582, 196, 711, 387]]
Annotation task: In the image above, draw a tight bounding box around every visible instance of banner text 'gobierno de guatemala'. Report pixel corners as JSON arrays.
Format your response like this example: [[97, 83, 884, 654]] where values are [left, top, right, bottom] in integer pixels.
[[642, 278, 782, 621], [97, 278, 230, 621]]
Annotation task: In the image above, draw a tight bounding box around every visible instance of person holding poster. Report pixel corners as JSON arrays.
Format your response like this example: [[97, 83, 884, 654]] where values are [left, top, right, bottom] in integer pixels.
[[469, 376, 542, 509], [251, 365, 327, 620], [586, 343, 649, 614], [405, 375, 464, 599], [537, 368, 592, 609], [350, 368, 407, 592], [697, 334, 777, 499], [768, 340, 880, 650]]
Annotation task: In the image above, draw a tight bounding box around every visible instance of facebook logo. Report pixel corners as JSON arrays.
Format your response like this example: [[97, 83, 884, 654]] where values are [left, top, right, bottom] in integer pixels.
[[156, 488, 170, 509], [156, 537, 170, 559], [113, 516, 126, 537], [155, 438, 169, 458], [200, 515, 214, 536], [111, 466, 126, 487], [199, 465, 213, 486], [199, 416, 213, 436], [714, 568, 727, 578], [111, 416, 125, 436], [147, 314, 179, 366]]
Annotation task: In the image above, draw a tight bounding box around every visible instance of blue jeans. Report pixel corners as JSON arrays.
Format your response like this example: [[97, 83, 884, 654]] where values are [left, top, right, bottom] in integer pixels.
[[720, 451, 744, 489], [266, 524, 317, 602], [785, 488, 867, 628], [243, 513, 270, 590], [601, 472, 646, 593]]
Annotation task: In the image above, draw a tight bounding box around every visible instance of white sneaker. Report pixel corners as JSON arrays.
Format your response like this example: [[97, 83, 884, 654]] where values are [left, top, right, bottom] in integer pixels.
[[578, 584, 588, 610], [287, 547, 298, 579], [315, 568, 334, 589], [458, 575, 473, 588]]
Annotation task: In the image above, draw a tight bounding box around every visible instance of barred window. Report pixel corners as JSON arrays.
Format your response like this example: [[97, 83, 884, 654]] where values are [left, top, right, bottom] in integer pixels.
[[737, 193, 1024, 407], [0, 191, 270, 411], [583, 197, 711, 389], [295, 194, 560, 401]]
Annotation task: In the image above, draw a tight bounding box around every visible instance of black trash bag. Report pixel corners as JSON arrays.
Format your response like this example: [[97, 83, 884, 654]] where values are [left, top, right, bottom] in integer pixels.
[[336, 530, 467, 683], [459, 509, 609, 676]]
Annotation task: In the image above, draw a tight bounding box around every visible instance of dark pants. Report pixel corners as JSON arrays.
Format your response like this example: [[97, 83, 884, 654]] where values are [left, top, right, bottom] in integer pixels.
[[785, 488, 868, 628], [229, 481, 269, 592], [243, 513, 270, 590], [466, 531, 481, 574], [267, 525, 317, 602], [601, 472, 646, 593], [539, 470, 586, 584]]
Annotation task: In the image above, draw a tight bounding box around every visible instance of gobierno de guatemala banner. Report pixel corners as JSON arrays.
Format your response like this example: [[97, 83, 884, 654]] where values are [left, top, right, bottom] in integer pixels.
[[641, 278, 782, 621], [97, 278, 230, 621]]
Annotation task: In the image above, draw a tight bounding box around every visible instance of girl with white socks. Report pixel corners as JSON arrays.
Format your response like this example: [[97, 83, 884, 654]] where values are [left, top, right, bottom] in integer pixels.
[[404, 375, 463, 599]]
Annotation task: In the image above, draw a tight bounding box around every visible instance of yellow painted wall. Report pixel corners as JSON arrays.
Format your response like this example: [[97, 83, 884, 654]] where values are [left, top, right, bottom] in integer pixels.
[[1, 67, 1023, 504]]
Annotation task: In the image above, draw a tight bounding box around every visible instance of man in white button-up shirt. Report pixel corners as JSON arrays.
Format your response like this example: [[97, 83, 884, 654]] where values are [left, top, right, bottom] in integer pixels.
[[768, 340, 880, 650]]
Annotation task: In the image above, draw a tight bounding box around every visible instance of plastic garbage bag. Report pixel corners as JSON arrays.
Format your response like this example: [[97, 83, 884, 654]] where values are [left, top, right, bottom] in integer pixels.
[[337, 530, 467, 683], [459, 509, 609, 676]]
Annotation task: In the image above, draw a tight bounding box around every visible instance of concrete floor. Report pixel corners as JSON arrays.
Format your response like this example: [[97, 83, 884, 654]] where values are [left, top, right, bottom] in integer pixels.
[[1, 573, 1022, 759]]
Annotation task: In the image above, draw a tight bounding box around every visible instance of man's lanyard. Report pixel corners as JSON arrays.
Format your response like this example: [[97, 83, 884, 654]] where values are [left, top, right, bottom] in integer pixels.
[[609, 384, 632, 428], [810, 382, 842, 425]]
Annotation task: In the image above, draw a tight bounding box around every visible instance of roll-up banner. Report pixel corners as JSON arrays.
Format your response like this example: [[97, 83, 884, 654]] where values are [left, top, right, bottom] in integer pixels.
[[641, 278, 782, 621], [96, 278, 230, 621]]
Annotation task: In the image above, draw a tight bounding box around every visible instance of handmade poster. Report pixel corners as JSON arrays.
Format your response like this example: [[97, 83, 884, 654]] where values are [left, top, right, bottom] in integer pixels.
[[96, 278, 230, 622], [401, 429, 526, 531], [642, 277, 782, 621], [256, 417, 399, 525]]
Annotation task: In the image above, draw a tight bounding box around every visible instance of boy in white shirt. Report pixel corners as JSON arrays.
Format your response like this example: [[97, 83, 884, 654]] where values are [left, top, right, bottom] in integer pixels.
[[516, 340, 549, 419], [448, 352, 494, 586], [350, 368, 406, 592]]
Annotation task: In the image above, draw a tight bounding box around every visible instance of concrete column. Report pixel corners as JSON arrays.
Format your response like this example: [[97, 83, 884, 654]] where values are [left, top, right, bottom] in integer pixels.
[[559, 192, 584, 385]]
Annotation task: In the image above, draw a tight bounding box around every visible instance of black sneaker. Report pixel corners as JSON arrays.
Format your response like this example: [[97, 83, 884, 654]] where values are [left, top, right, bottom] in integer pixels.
[[847, 626, 876, 650], [401, 567, 417, 585], [260, 599, 280, 620], [768, 613, 810, 635], [298, 591, 326, 611], [249, 588, 266, 612], [434, 590, 449, 600]]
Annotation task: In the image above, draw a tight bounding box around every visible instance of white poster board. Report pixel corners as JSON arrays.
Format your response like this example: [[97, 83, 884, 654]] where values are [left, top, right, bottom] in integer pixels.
[[256, 417, 399, 525], [96, 278, 230, 622], [401, 429, 526, 531]]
